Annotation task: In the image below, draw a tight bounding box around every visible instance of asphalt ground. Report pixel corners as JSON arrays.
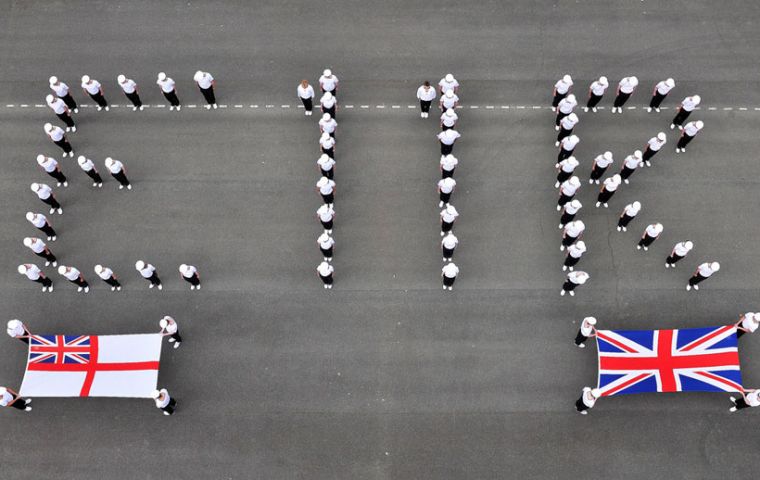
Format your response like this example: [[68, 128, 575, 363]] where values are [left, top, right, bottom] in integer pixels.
[[1, 1, 760, 479]]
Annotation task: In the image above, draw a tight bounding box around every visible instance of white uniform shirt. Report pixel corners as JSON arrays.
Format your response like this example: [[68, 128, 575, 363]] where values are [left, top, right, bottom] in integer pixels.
[[645, 224, 663, 238], [319, 75, 339, 92], [594, 154, 613, 169], [560, 180, 579, 197], [623, 154, 642, 170], [317, 262, 334, 276], [442, 263, 459, 278], [154, 388, 171, 408], [196, 72, 214, 89], [316, 177, 336, 195], [558, 157, 579, 173], [417, 85, 437, 101], [29, 213, 48, 228], [683, 121, 702, 137], [568, 271, 589, 285], [119, 78, 137, 94], [440, 93, 459, 110], [746, 390, 760, 407], [27, 238, 46, 254], [21, 264, 42, 280], [440, 207, 459, 223], [297, 84, 315, 99], [318, 235, 335, 250], [51, 81, 69, 97], [106, 160, 124, 174], [37, 156, 58, 173], [440, 155, 458, 172], [320, 136, 336, 149], [180, 266, 197, 278], [618, 77, 638, 94], [48, 126, 65, 142], [96, 267, 114, 280], [563, 202, 582, 215], [603, 176, 621, 192], [681, 96, 700, 112], [564, 222, 584, 238], [441, 111, 459, 127], [554, 78, 572, 95], [0, 390, 14, 407], [741, 313, 758, 333], [317, 155, 336, 171], [557, 97, 577, 114], [78, 157, 95, 172], [82, 79, 101, 95], [656, 80, 675, 96], [157, 77, 175, 93], [647, 136, 667, 151], [590, 80, 608, 96], [7, 320, 25, 338], [320, 93, 337, 108], [438, 78, 459, 93], [623, 203, 641, 217], [47, 97, 67, 114], [62, 267, 81, 281], [437, 129, 461, 145], [438, 177, 456, 194], [138, 264, 156, 278], [697, 263, 717, 278], [581, 387, 596, 408], [317, 204, 335, 222], [560, 114, 578, 130], [441, 233, 458, 249], [34, 184, 53, 199], [560, 136, 579, 151], [580, 318, 596, 337], [567, 242, 587, 259], [162, 317, 178, 334], [672, 242, 693, 257], [319, 118, 338, 134]]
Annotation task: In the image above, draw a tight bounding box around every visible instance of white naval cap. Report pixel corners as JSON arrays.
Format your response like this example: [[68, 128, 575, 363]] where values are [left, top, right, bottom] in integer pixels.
[[691, 95, 701, 104], [43, 123, 53, 132], [695, 120, 704, 129], [603, 151, 613, 160], [45, 94, 54, 103], [30, 183, 40, 191], [49, 76, 58, 85], [322, 91, 333, 100], [565, 93, 576, 103], [567, 113, 578, 123], [193, 70, 204, 82], [611, 174, 622, 184], [445, 89, 454, 98], [94, 264, 104, 274], [569, 199, 582, 210], [323, 69, 332, 77], [151, 389, 161, 399], [598, 76, 608, 86], [117, 74, 126, 84], [445, 108, 455, 117], [320, 132, 331, 142], [157, 72, 167, 81], [711, 262, 720, 271], [585, 316, 597, 325], [17, 265, 28, 274], [25, 212, 35, 222], [322, 113, 331, 121], [568, 176, 580, 188], [684, 241, 694, 250], [77, 155, 87, 166], [36, 154, 46, 163], [568, 134, 579, 143], [632, 201, 641, 209], [445, 73, 454, 82], [159, 318, 169, 329], [81, 75, 90, 83], [562, 74, 572, 84], [633, 150, 642, 159], [57, 265, 67, 275], [135, 260, 146, 270], [657, 132, 667, 142], [23, 237, 33, 247], [665, 78, 675, 88]]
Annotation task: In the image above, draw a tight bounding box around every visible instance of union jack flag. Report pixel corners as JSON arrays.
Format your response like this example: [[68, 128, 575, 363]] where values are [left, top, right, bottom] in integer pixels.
[[29, 335, 92, 365], [596, 325, 743, 396]]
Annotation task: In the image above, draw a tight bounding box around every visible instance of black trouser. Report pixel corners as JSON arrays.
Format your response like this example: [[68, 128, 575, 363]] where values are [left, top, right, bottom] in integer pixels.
[[613, 92, 631, 108], [574, 330, 589, 346], [321, 192, 334, 204], [325, 130, 336, 138], [618, 214, 635, 228], [562, 280, 579, 292], [677, 135, 695, 149], [575, 396, 589, 412], [320, 168, 333, 179], [562, 234, 579, 247], [689, 273, 707, 286], [439, 191, 452, 203], [89, 92, 108, 108], [441, 220, 454, 233], [111, 170, 130, 187], [442, 124, 454, 131], [146, 272, 161, 286], [666, 253, 684, 266], [161, 397, 177, 415], [620, 166, 636, 180], [9, 397, 27, 410], [320, 273, 333, 285], [555, 111, 569, 126], [321, 147, 334, 157], [322, 105, 336, 119], [47, 169, 67, 184], [564, 255, 581, 268], [33, 276, 52, 287], [322, 88, 336, 98], [170, 332, 183, 343], [182, 273, 200, 286], [642, 147, 658, 162], [56, 112, 75, 127], [737, 330, 746, 338], [60, 93, 77, 110], [69, 277, 88, 288], [557, 149, 573, 162], [420, 100, 431, 113], [558, 193, 574, 208], [54, 139, 72, 154], [597, 188, 615, 203], [650, 92, 666, 109], [320, 219, 333, 230], [638, 234, 657, 247], [587, 94, 602, 109], [41, 195, 61, 209], [442, 246, 455, 259], [125, 91, 142, 108], [104, 276, 121, 288], [557, 169, 572, 184], [38, 223, 56, 238], [552, 91, 567, 108], [18, 337, 30, 345], [320, 246, 333, 258], [301, 97, 313, 111], [443, 275, 456, 287], [35, 249, 56, 263], [442, 168, 455, 179], [672, 109, 691, 126], [733, 397, 751, 410], [559, 211, 576, 226], [440, 143, 453, 155], [557, 126, 573, 142], [84, 169, 103, 183], [163, 90, 180, 106], [589, 165, 608, 181], [200, 86, 216, 105]]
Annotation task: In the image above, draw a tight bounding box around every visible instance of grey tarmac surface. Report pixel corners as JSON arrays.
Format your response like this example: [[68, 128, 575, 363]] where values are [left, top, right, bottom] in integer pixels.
[[1, 1, 760, 479]]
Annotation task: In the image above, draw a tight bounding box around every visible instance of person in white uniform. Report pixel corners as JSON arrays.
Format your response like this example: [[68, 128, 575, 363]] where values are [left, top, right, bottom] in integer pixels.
[[157, 72, 181, 110], [49, 76, 78, 112], [81, 75, 109, 110], [194, 70, 217, 109], [179, 264, 201, 290], [648, 78, 675, 112], [574, 316, 597, 348], [297, 80, 315, 115], [152, 388, 177, 415], [46, 94, 76, 131], [416, 81, 436, 118], [117, 74, 143, 110]]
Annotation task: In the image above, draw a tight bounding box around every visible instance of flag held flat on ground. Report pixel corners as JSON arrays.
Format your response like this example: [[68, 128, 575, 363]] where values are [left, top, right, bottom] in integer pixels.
[[19, 333, 162, 398]]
